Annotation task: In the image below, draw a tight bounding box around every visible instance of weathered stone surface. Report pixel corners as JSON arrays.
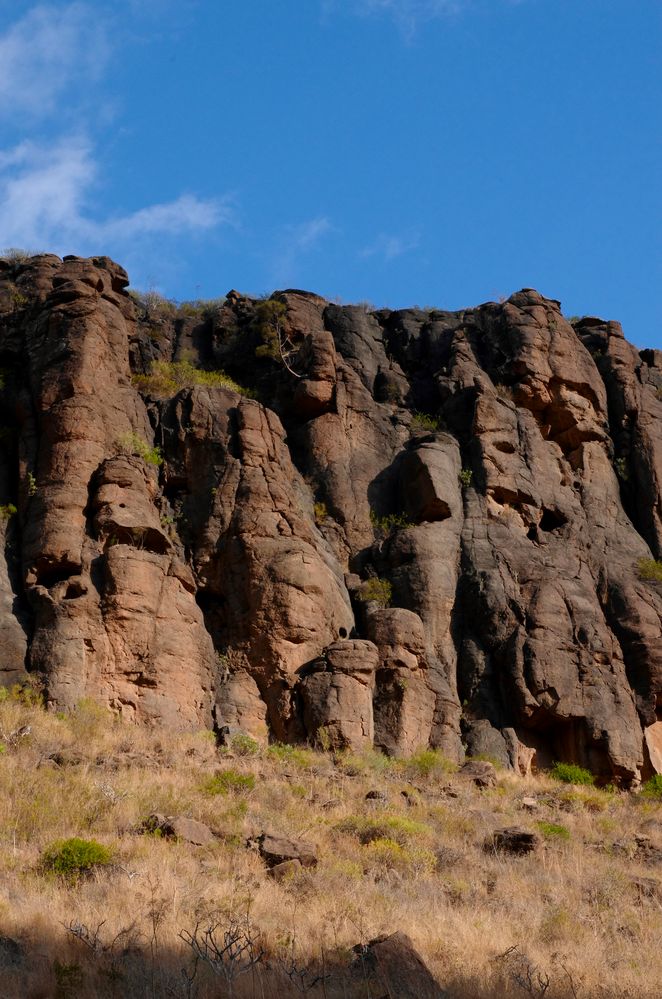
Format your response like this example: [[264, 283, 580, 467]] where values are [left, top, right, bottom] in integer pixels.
[[142, 814, 215, 845], [257, 833, 317, 869], [459, 760, 498, 788], [1, 257, 661, 785], [215, 669, 269, 744], [268, 858, 302, 881], [300, 640, 377, 750]]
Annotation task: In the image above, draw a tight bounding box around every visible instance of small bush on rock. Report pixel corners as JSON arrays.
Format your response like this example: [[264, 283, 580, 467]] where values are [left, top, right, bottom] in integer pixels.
[[357, 577, 392, 607], [132, 358, 255, 399], [638, 558, 662, 582], [114, 431, 162, 467]]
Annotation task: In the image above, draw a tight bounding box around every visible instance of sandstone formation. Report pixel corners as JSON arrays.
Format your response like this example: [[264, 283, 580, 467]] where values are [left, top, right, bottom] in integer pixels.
[[1, 254, 662, 784]]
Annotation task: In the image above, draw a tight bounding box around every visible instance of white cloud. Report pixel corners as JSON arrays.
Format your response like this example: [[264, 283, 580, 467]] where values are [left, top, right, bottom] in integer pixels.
[[0, 138, 228, 256], [269, 216, 333, 286], [360, 230, 420, 261], [0, 3, 109, 117]]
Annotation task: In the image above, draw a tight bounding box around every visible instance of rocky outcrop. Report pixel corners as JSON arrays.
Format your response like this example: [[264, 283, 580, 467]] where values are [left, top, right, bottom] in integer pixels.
[[1, 257, 662, 784]]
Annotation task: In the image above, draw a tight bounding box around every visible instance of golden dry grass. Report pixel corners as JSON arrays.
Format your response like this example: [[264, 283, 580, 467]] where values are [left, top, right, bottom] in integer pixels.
[[0, 695, 659, 998]]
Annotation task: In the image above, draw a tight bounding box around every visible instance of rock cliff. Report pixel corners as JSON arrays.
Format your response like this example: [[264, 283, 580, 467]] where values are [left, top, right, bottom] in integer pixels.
[[1, 253, 661, 784]]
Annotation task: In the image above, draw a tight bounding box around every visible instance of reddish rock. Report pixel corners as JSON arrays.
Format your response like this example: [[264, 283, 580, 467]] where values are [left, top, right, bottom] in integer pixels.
[[0, 258, 661, 785]]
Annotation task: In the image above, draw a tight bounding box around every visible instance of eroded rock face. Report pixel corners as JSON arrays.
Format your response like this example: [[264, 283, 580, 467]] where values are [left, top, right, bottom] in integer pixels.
[[1, 257, 662, 783]]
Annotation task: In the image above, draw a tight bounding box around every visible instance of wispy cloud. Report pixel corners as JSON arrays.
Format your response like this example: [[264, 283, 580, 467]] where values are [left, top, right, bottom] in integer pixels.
[[360, 230, 420, 262], [269, 216, 333, 286], [0, 3, 109, 118], [327, 0, 527, 36], [0, 4, 231, 271], [0, 138, 227, 255]]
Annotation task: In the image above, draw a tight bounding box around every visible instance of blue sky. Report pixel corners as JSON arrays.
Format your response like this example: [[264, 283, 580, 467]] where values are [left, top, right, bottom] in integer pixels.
[[0, 0, 660, 344]]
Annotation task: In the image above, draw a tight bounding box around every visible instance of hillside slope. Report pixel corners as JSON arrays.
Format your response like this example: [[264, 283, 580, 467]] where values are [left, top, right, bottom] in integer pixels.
[[1, 253, 661, 785]]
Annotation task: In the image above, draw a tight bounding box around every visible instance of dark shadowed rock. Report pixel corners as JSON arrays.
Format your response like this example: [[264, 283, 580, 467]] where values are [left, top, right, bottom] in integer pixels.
[[486, 827, 541, 855], [353, 931, 448, 999]]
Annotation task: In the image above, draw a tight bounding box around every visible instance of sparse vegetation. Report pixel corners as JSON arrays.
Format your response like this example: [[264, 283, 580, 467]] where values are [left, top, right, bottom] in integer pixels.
[[356, 576, 392, 607], [615, 456, 630, 482], [550, 761, 595, 786], [313, 501, 328, 524], [0, 503, 17, 520], [641, 774, 662, 799], [114, 431, 163, 467], [227, 732, 260, 757], [638, 557, 662, 582], [41, 837, 112, 881], [410, 411, 444, 433], [0, 693, 656, 997], [132, 357, 255, 399], [202, 769, 256, 796], [459, 467, 473, 487], [537, 821, 571, 841], [369, 509, 414, 534]]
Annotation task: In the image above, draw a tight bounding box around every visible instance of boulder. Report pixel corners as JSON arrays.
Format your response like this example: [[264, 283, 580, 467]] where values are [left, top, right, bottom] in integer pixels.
[[299, 640, 378, 750], [459, 760, 498, 788], [485, 827, 541, 855], [142, 814, 215, 846], [257, 833, 317, 869]]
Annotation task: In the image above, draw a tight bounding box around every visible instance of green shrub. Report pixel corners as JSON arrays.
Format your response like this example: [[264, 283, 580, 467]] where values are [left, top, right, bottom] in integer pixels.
[[458, 468, 473, 487], [178, 297, 226, 319], [114, 431, 162, 467], [550, 762, 595, 786], [132, 358, 255, 399], [357, 577, 392, 607], [0, 503, 17, 520], [313, 501, 328, 524], [336, 814, 434, 847], [202, 769, 256, 796], [402, 748, 457, 778], [369, 510, 414, 535], [411, 412, 443, 433], [267, 743, 316, 769], [337, 748, 395, 777], [362, 837, 437, 874], [0, 681, 43, 707], [641, 774, 662, 800], [253, 299, 288, 362], [614, 457, 629, 482], [637, 558, 662, 582], [228, 733, 260, 757], [537, 821, 570, 840], [41, 837, 112, 880]]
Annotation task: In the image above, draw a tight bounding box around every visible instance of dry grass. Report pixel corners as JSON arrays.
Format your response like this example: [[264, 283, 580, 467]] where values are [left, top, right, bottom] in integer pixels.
[[0, 694, 659, 997]]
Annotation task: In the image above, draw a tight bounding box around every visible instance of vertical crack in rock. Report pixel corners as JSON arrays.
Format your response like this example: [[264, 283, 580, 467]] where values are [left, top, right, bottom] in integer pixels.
[[0, 259, 661, 783]]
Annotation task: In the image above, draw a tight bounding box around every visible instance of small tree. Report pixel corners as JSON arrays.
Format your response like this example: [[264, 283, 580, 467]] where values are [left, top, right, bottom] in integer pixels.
[[254, 299, 303, 378]]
